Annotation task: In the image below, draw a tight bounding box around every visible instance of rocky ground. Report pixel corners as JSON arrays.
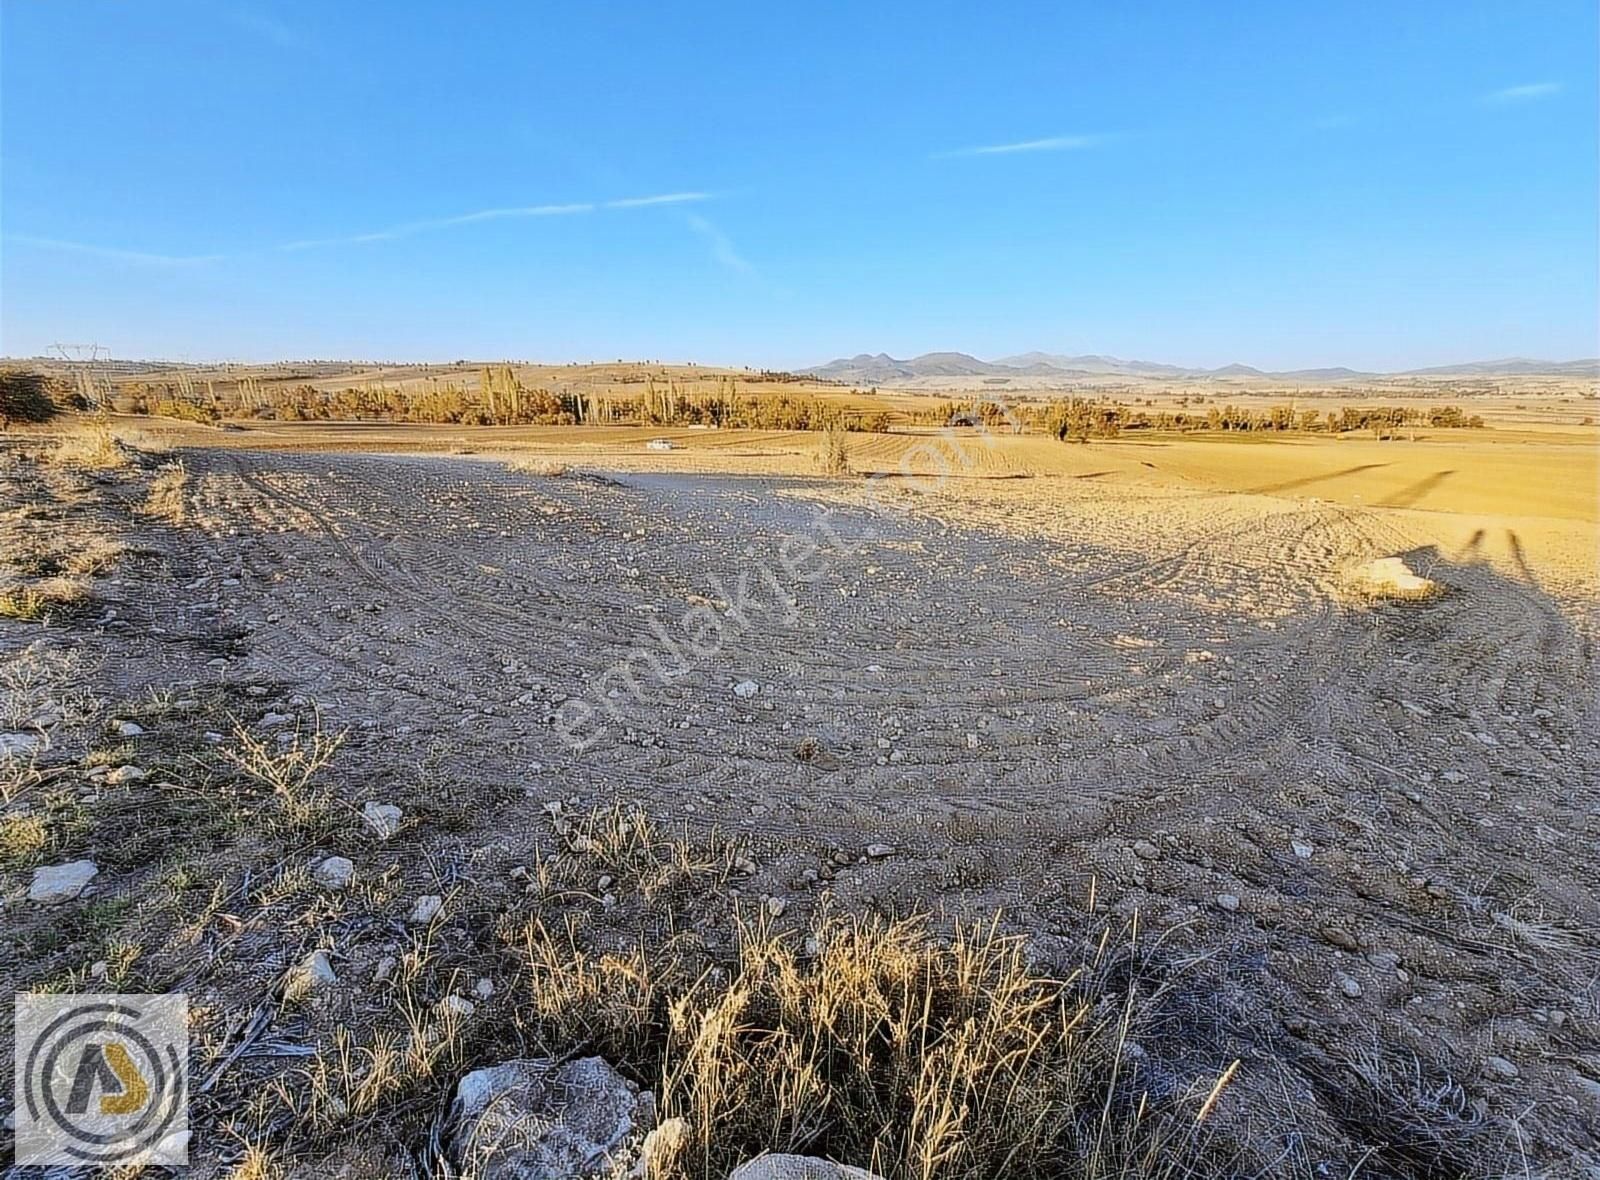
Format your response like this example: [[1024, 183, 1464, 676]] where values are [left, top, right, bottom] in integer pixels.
[[2, 434, 1597, 1177]]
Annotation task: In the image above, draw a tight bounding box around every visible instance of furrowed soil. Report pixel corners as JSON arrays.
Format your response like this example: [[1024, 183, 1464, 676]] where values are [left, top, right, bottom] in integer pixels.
[[3, 419, 1597, 1177]]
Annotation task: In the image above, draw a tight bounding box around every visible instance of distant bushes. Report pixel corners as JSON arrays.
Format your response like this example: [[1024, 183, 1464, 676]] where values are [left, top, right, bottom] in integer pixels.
[[918, 396, 1485, 441], [112, 367, 898, 433]]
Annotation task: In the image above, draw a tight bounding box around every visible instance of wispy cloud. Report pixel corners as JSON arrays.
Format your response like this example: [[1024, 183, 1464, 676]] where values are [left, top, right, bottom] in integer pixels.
[[686, 214, 751, 273], [1484, 81, 1562, 104], [227, 5, 298, 49], [279, 190, 716, 251], [279, 203, 596, 251], [7, 188, 720, 265], [6, 234, 226, 267], [935, 134, 1104, 159], [605, 191, 712, 209]]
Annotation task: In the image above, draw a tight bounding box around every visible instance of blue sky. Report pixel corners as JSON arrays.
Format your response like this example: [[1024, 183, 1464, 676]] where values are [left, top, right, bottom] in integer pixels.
[[2, 2, 1595, 370]]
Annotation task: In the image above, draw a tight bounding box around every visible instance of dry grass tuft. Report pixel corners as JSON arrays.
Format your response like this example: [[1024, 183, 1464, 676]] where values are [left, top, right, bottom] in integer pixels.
[[227, 1145, 287, 1180], [0, 576, 90, 622], [516, 904, 1211, 1179], [0, 586, 48, 621], [144, 459, 191, 524], [550, 802, 740, 900], [0, 809, 48, 869]]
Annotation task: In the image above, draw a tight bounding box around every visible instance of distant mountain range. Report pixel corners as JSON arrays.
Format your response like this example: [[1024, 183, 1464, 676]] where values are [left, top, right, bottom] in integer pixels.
[[803, 351, 1599, 385]]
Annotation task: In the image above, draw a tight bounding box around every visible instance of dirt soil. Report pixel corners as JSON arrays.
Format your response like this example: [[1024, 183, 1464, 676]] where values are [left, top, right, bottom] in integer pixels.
[[3, 428, 1598, 1176]]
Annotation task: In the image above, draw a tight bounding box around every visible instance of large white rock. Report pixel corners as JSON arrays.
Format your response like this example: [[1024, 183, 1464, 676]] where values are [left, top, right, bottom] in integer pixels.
[[1344, 556, 1441, 601], [29, 860, 99, 904], [453, 1056, 653, 1180], [728, 1155, 885, 1180]]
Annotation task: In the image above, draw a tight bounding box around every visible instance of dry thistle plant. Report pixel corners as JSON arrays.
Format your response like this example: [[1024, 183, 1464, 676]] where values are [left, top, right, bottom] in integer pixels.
[[0, 641, 102, 727], [219, 714, 346, 828]]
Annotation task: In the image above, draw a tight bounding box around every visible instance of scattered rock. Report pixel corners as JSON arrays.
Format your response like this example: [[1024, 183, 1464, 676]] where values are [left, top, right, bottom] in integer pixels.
[[362, 801, 404, 839], [1366, 950, 1402, 973], [29, 860, 99, 904], [732, 679, 760, 699], [1291, 839, 1314, 860], [314, 856, 355, 891], [259, 712, 294, 727], [765, 896, 787, 919], [0, 732, 43, 759], [105, 765, 147, 786], [728, 1154, 885, 1180], [1132, 840, 1160, 861], [1483, 1055, 1519, 1080], [409, 895, 444, 925], [1335, 973, 1363, 999], [1215, 893, 1240, 912], [112, 720, 146, 737], [296, 950, 338, 990], [864, 843, 896, 859], [793, 737, 840, 770], [453, 1057, 653, 1180], [373, 955, 398, 983], [1321, 926, 1360, 953]]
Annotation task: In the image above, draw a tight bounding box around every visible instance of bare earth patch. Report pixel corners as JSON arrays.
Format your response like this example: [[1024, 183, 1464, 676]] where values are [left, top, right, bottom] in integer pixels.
[[1, 431, 1596, 1177]]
